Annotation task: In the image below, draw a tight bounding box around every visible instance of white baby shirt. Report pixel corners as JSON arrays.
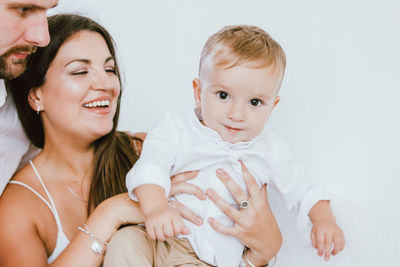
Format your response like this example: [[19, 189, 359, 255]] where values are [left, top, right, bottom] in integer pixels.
[[127, 110, 326, 267]]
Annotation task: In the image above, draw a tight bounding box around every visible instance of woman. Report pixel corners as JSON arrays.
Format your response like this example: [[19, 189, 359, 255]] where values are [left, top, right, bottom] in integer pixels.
[[0, 14, 281, 267]]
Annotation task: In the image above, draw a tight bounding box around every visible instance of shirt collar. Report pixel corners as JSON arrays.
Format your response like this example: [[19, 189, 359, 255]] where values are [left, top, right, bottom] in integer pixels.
[[0, 79, 7, 107]]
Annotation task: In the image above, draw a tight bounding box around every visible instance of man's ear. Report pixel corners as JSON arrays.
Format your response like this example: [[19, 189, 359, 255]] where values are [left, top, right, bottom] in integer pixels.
[[28, 87, 43, 112], [193, 78, 202, 108]]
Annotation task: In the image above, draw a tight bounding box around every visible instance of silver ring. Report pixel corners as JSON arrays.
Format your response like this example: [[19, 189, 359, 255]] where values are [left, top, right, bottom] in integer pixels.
[[239, 200, 249, 209], [168, 199, 175, 208]]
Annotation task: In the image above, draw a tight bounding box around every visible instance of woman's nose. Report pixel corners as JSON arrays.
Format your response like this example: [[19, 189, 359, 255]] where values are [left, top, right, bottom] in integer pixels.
[[91, 68, 114, 91]]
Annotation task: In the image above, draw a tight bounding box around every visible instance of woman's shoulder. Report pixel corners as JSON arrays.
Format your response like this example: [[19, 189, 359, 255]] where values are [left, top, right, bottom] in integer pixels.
[[0, 158, 56, 242], [0, 162, 52, 266], [0, 169, 39, 235], [9, 160, 41, 191], [1, 160, 46, 216], [11, 160, 34, 181]]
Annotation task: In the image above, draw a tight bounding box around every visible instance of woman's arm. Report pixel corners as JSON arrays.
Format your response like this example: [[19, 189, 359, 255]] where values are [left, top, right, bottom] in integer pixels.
[[53, 188, 200, 267], [0, 190, 143, 267], [53, 193, 144, 267], [206, 161, 282, 266], [0, 186, 50, 267]]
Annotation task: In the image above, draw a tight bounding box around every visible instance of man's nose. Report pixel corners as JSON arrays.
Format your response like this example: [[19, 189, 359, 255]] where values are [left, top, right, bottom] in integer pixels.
[[24, 13, 50, 47], [91, 68, 114, 91]]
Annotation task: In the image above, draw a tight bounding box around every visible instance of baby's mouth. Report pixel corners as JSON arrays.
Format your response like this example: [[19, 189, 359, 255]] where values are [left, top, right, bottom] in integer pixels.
[[225, 125, 242, 133]]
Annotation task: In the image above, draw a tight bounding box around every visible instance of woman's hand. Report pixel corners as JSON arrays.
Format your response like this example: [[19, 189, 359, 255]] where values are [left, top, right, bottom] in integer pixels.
[[86, 193, 144, 241], [99, 171, 206, 232], [168, 170, 206, 226], [206, 160, 282, 266]]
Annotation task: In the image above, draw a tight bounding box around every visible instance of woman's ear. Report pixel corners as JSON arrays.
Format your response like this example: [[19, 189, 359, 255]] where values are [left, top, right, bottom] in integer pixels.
[[192, 78, 202, 108], [28, 87, 43, 114]]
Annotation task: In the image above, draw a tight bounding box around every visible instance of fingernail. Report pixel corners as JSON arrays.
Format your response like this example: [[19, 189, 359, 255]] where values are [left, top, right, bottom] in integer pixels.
[[216, 169, 224, 176], [207, 218, 212, 224], [197, 217, 203, 224], [206, 189, 213, 197]]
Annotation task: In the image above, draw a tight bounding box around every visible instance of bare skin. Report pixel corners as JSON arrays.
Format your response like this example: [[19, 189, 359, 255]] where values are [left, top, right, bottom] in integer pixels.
[[0, 158, 206, 267], [309, 200, 345, 260], [207, 161, 282, 266]]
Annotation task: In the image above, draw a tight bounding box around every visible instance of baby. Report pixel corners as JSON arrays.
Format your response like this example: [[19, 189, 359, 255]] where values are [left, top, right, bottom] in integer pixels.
[[127, 25, 345, 267]]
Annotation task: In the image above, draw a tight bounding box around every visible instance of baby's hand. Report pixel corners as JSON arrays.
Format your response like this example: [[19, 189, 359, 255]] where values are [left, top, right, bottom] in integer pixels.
[[311, 220, 345, 261], [145, 206, 189, 241]]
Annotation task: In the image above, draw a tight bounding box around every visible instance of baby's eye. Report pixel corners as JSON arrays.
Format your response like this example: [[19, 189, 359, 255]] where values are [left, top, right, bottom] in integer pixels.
[[217, 91, 229, 100], [250, 98, 262, 106]]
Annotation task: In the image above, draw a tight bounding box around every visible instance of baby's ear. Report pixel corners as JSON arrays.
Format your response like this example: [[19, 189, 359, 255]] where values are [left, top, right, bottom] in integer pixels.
[[192, 78, 202, 108], [28, 87, 43, 112], [272, 96, 280, 110]]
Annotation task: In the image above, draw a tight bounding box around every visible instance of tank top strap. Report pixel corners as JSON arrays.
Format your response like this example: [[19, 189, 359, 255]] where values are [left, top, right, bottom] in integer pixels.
[[24, 160, 64, 231], [9, 161, 70, 263], [8, 180, 57, 218]]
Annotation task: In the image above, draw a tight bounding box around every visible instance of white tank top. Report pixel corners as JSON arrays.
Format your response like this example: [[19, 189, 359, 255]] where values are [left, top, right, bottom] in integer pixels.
[[9, 160, 70, 263]]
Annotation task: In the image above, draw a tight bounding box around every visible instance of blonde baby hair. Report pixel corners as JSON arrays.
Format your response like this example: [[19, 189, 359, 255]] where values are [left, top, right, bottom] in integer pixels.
[[199, 25, 286, 78]]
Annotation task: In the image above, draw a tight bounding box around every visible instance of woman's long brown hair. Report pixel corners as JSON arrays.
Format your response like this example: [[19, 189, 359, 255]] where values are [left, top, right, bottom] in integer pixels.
[[10, 14, 140, 214]]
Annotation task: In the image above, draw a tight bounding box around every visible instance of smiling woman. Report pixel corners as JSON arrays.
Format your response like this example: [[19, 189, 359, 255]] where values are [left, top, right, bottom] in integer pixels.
[[0, 14, 209, 267], [0, 14, 139, 266], [29, 30, 121, 144]]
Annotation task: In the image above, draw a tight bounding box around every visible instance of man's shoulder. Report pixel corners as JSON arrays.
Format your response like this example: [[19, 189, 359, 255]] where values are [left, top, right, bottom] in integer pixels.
[[0, 79, 7, 107]]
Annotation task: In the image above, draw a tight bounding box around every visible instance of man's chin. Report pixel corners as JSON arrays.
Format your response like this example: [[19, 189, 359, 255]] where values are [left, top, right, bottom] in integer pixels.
[[0, 60, 27, 80], [0, 45, 35, 80]]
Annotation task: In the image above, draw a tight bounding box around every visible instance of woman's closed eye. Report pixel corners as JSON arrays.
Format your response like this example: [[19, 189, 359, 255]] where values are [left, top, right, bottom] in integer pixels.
[[105, 67, 116, 74], [71, 70, 88, 76]]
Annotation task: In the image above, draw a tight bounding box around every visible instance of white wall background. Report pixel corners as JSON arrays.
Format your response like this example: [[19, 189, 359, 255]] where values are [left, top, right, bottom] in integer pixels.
[[53, 1, 400, 266]]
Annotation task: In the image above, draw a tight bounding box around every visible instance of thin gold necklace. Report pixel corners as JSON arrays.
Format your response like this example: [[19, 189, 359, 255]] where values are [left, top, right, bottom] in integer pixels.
[[44, 153, 88, 203]]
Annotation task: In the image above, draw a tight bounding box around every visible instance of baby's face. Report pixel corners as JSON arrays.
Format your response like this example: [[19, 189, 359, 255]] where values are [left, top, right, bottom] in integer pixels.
[[194, 63, 282, 143]]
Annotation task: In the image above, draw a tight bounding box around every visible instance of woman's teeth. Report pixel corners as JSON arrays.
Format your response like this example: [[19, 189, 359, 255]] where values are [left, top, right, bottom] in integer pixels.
[[83, 100, 110, 108]]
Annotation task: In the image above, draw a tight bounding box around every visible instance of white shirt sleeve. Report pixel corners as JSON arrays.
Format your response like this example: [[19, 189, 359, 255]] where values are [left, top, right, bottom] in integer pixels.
[[265, 132, 329, 240], [126, 111, 182, 200]]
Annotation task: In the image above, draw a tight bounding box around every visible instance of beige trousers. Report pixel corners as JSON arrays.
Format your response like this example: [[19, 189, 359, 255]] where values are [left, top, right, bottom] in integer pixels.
[[103, 225, 212, 267]]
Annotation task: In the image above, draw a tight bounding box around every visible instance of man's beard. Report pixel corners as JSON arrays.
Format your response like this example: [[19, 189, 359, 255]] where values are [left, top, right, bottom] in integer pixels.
[[0, 45, 37, 80]]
